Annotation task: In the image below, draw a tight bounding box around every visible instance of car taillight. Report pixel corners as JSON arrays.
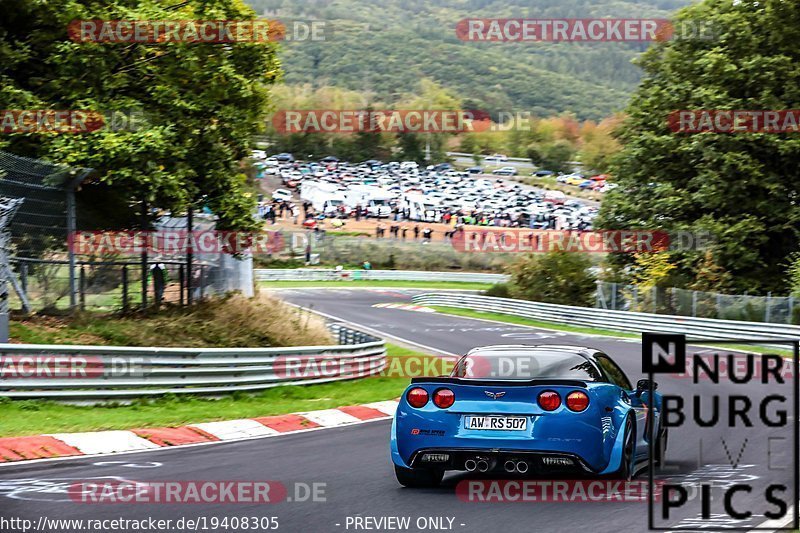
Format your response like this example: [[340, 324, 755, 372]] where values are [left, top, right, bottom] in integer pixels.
[[407, 387, 429, 408], [538, 390, 561, 411], [566, 391, 590, 412], [433, 388, 455, 408]]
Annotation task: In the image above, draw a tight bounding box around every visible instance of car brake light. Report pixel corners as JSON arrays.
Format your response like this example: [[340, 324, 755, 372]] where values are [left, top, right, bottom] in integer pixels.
[[538, 391, 561, 411], [566, 391, 589, 412], [407, 387, 429, 408], [433, 388, 455, 408]]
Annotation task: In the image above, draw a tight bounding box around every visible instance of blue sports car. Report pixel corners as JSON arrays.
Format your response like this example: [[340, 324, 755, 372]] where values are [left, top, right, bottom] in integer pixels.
[[391, 344, 666, 487]]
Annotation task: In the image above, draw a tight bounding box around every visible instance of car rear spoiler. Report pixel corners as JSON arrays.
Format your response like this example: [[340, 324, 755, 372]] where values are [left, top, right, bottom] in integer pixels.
[[410, 377, 588, 387]]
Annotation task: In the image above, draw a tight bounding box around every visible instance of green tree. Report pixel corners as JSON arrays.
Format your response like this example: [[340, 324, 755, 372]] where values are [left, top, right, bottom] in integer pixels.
[[507, 251, 596, 306], [530, 140, 575, 173], [0, 0, 280, 231], [597, 0, 800, 293]]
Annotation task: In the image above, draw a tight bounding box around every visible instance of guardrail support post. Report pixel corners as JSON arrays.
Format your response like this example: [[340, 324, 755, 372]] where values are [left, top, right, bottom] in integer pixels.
[[121, 265, 129, 312], [79, 266, 86, 311], [765, 292, 772, 323], [20, 261, 27, 295], [179, 265, 185, 306], [652, 286, 657, 313]]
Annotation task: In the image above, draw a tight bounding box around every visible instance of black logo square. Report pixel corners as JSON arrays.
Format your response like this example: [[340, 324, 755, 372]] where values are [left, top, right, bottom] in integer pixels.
[[642, 333, 686, 374]]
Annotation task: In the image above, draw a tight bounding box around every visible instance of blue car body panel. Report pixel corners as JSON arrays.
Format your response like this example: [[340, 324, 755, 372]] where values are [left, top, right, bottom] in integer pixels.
[[391, 376, 661, 474]]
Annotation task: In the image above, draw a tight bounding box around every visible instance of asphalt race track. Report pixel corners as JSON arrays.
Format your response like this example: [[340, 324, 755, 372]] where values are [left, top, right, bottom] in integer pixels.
[[0, 288, 795, 533]]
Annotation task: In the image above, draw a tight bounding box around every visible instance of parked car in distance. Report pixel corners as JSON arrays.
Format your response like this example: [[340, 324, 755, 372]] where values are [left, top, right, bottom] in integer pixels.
[[533, 170, 554, 177], [274, 153, 295, 162], [543, 191, 567, 205], [466, 166, 483, 174], [485, 153, 508, 162], [272, 188, 293, 202], [492, 166, 518, 176]]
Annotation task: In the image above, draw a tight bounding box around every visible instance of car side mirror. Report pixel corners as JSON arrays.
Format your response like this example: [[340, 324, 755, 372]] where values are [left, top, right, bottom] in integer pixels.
[[635, 379, 658, 397]]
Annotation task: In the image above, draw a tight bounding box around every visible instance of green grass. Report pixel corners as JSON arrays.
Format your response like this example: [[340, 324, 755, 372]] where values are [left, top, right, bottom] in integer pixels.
[[0, 344, 437, 437], [430, 305, 637, 338], [430, 306, 794, 356], [260, 280, 494, 290], [9, 294, 332, 348]]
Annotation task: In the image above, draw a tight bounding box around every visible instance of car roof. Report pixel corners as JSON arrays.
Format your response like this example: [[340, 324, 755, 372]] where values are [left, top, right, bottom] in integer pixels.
[[464, 344, 599, 359]]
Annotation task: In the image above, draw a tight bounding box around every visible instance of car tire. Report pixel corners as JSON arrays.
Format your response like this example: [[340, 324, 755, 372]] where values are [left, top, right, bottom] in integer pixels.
[[609, 417, 635, 481], [394, 465, 445, 488], [655, 426, 668, 468]]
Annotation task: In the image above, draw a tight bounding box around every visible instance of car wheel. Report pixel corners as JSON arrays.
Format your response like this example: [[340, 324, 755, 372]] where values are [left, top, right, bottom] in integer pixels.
[[611, 417, 635, 480], [394, 465, 445, 488], [655, 426, 668, 468]]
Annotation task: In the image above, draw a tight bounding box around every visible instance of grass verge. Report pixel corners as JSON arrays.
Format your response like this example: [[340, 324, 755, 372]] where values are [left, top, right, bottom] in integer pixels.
[[0, 344, 432, 437], [9, 293, 331, 348], [260, 280, 493, 290], [430, 306, 794, 356], [430, 305, 636, 339]]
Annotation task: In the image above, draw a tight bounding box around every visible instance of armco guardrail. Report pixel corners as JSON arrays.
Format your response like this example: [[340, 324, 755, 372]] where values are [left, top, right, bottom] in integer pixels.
[[412, 293, 800, 344], [0, 324, 386, 400], [256, 269, 508, 283]]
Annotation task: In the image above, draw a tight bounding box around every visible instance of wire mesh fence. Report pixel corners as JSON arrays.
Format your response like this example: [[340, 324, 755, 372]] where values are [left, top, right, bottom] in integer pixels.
[[596, 281, 799, 324], [8, 257, 224, 313], [0, 150, 253, 317]]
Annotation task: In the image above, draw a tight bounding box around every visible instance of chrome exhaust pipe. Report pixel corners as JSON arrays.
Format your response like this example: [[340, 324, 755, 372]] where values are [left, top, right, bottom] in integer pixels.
[[476, 460, 490, 473], [464, 459, 477, 472], [516, 461, 529, 474], [503, 460, 516, 473]]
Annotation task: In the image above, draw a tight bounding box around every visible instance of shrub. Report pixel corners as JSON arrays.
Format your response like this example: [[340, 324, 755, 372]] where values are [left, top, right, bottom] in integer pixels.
[[484, 282, 512, 298], [507, 251, 596, 306]]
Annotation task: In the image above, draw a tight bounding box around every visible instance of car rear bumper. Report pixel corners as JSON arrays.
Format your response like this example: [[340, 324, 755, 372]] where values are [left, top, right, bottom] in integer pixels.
[[406, 447, 596, 474]]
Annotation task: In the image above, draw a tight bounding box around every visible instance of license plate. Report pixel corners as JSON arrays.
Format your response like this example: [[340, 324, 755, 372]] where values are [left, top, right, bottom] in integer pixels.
[[466, 416, 527, 431]]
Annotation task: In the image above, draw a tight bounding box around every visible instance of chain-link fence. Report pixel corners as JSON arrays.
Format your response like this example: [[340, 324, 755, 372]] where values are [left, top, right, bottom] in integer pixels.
[[0, 150, 253, 317], [596, 281, 799, 324], [8, 257, 224, 313]]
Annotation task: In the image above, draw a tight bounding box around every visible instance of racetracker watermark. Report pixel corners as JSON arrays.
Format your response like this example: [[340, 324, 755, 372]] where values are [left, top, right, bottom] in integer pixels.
[[273, 354, 457, 379], [449, 229, 712, 253], [67, 19, 289, 43], [271, 110, 493, 134], [456, 480, 662, 502], [455, 18, 717, 42], [0, 355, 151, 378], [0, 110, 146, 134], [68, 230, 285, 255], [67, 481, 318, 504], [669, 110, 800, 134], [643, 333, 799, 530], [451, 229, 669, 254]]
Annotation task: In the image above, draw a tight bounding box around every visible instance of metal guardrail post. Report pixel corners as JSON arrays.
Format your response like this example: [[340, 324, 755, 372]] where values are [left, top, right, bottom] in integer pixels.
[[765, 292, 772, 323], [122, 265, 129, 312], [179, 265, 185, 306], [79, 266, 86, 311], [20, 261, 27, 296]]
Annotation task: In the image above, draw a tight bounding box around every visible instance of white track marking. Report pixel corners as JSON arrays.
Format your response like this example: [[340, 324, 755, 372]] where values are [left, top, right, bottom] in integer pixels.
[[47, 431, 160, 455], [189, 419, 279, 440]]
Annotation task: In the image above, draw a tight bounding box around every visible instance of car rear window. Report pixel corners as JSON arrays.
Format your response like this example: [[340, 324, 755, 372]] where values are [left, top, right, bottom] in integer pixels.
[[451, 351, 602, 381]]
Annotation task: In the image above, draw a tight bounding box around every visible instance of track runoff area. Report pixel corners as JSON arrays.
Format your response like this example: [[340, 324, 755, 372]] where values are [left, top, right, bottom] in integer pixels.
[[0, 288, 797, 533]]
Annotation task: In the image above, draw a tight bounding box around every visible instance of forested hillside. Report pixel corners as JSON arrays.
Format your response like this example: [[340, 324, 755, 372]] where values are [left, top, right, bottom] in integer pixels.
[[247, 0, 693, 119]]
